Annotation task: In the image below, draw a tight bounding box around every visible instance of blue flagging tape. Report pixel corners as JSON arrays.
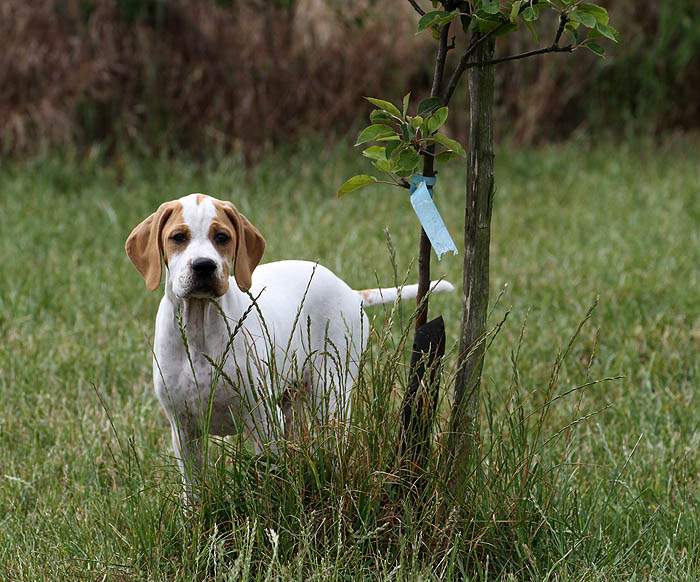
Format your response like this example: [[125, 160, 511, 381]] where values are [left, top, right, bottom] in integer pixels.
[[409, 174, 458, 260]]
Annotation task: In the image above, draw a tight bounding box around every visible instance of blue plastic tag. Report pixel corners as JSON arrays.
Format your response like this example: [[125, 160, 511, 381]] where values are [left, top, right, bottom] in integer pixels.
[[409, 174, 458, 260]]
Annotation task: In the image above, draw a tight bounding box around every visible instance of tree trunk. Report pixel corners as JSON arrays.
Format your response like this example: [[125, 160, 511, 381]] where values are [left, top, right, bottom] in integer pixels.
[[447, 37, 495, 496]]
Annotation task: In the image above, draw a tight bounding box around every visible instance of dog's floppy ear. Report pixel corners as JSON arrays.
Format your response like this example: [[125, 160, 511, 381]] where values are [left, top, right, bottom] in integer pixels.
[[125, 201, 179, 291], [218, 201, 266, 291]]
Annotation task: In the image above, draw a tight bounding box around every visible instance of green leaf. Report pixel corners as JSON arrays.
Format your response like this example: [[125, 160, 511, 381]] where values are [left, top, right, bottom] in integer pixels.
[[365, 97, 402, 119], [595, 23, 619, 42], [493, 20, 518, 36], [385, 140, 401, 159], [417, 97, 444, 117], [523, 17, 539, 43], [430, 132, 466, 157], [356, 124, 395, 145], [337, 175, 377, 197], [565, 21, 580, 42], [480, 0, 500, 15], [571, 10, 596, 28], [396, 148, 421, 173], [578, 3, 608, 25], [509, 0, 523, 22], [584, 41, 605, 57], [417, 10, 453, 33], [435, 150, 458, 163], [370, 110, 393, 124], [520, 4, 539, 21], [427, 106, 448, 134], [409, 115, 424, 129], [473, 9, 503, 33], [402, 92, 411, 118], [361, 146, 386, 161], [401, 122, 417, 143], [372, 159, 392, 174]]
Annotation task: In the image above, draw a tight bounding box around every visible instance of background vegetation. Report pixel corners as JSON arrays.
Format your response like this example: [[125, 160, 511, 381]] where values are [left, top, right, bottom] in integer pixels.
[[1, 138, 698, 579], [1, 0, 698, 156]]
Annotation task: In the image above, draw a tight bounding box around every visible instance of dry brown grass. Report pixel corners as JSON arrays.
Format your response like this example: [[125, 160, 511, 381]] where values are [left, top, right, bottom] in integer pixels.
[[1, 0, 697, 156], [0, 0, 432, 156]]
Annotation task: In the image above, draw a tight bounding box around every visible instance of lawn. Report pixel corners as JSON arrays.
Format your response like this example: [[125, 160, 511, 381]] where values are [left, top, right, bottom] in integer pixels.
[[0, 136, 698, 580]]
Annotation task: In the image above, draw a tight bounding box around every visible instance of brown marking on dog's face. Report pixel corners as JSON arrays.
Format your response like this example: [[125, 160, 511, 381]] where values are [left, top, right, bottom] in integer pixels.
[[160, 204, 191, 268], [211, 199, 266, 292], [207, 202, 237, 280], [125, 200, 183, 291]]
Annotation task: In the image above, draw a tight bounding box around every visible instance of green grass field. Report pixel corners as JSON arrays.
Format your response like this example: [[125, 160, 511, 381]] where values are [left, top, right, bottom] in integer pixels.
[[1, 137, 698, 580]]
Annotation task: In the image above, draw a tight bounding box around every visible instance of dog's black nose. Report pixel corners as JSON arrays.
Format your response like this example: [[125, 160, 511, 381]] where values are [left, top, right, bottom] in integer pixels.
[[192, 258, 217, 276]]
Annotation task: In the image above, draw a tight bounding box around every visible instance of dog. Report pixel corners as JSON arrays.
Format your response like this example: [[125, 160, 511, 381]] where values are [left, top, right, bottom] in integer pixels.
[[126, 193, 453, 501]]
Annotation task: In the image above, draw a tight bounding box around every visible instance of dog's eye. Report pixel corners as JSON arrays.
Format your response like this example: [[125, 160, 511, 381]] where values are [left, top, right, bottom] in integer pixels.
[[214, 233, 230, 244], [171, 233, 188, 243]]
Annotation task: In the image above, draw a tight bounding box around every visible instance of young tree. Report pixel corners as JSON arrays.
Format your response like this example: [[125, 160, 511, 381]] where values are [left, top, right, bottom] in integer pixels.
[[340, 0, 617, 493]]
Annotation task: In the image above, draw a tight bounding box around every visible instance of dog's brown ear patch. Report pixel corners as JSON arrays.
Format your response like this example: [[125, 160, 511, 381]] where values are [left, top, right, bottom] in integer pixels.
[[216, 201, 266, 291], [125, 201, 180, 291]]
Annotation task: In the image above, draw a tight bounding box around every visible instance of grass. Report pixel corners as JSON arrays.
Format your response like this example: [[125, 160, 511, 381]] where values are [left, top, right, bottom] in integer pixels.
[[0, 135, 698, 580]]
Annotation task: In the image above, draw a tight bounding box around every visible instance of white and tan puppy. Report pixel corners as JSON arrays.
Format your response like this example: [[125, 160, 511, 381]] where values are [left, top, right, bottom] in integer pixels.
[[126, 193, 453, 500]]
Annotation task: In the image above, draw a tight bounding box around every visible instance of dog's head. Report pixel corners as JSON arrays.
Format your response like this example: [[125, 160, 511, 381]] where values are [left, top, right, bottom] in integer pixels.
[[125, 194, 266, 298]]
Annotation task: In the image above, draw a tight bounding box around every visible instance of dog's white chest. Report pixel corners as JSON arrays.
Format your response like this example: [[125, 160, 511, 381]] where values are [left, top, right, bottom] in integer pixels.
[[153, 298, 245, 435], [154, 356, 241, 436]]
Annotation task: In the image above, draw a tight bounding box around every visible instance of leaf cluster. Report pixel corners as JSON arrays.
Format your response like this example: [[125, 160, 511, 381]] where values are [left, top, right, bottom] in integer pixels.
[[419, 0, 618, 57], [338, 1, 619, 197], [338, 94, 466, 196]]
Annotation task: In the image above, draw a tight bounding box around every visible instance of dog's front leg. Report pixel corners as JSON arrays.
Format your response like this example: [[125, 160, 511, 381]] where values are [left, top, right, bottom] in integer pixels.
[[170, 423, 203, 509]]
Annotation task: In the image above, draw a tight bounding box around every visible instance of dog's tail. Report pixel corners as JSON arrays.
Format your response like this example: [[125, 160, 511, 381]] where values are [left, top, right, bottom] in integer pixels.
[[356, 280, 455, 307]]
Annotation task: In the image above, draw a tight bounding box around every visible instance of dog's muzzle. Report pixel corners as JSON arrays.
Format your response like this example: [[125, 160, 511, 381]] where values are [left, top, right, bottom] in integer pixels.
[[192, 257, 217, 277], [187, 258, 225, 297]]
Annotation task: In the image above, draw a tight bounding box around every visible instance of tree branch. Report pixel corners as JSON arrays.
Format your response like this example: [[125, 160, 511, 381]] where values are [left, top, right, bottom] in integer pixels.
[[441, 20, 508, 104], [554, 13, 568, 46], [432, 20, 450, 99], [464, 44, 574, 68], [441, 0, 552, 105], [407, 0, 426, 17]]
